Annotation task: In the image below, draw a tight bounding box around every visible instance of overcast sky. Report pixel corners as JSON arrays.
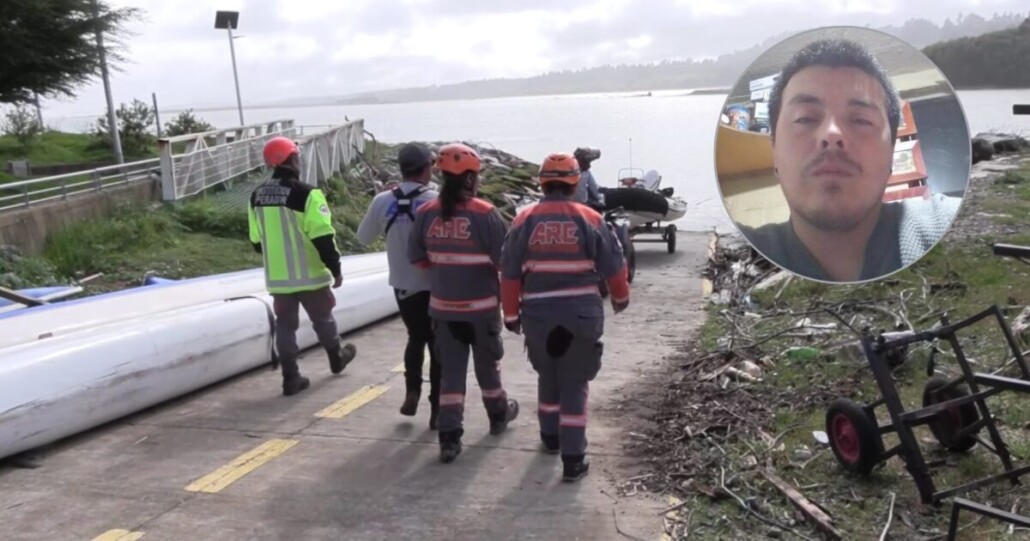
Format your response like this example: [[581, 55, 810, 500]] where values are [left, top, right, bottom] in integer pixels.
[[37, 0, 1029, 117]]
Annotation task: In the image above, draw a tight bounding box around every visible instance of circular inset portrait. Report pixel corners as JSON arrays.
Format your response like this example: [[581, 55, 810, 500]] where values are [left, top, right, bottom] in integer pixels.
[[714, 26, 970, 284]]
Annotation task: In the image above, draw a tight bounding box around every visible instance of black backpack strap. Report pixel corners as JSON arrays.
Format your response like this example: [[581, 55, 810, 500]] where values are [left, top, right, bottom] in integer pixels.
[[385, 185, 427, 235]]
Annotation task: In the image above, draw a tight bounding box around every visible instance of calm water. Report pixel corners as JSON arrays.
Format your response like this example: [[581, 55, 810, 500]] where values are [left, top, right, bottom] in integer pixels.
[[53, 89, 1029, 233]]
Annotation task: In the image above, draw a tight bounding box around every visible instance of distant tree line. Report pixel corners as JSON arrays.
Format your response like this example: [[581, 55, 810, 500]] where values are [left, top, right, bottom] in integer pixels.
[[923, 16, 1030, 89]]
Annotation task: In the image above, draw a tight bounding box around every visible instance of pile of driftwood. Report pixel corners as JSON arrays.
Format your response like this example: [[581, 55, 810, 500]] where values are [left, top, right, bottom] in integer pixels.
[[631, 232, 1030, 539], [348, 136, 542, 222]]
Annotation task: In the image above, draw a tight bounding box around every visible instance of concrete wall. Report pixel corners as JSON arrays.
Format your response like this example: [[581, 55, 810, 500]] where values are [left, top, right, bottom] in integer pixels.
[[0, 180, 161, 256]]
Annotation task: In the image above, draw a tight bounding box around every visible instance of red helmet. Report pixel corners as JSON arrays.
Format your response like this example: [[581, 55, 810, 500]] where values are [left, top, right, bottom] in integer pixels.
[[538, 152, 580, 186], [436, 143, 481, 175], [263, 136, 299, 167]]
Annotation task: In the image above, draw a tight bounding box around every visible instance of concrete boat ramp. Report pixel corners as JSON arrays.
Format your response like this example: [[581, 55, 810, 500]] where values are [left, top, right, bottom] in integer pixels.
[[0, 232, 709, 541]]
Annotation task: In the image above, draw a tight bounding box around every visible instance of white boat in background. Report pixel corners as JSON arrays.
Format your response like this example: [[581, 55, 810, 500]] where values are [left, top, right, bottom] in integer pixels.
[[0, 252, 398, 462]]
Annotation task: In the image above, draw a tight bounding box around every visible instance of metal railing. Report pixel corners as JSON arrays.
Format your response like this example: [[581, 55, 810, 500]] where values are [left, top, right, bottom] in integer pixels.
[[0, 158, 161, 212], [297, 119, 365, 186], [0, 118, 366, 212], [158, 119, 297, 201]]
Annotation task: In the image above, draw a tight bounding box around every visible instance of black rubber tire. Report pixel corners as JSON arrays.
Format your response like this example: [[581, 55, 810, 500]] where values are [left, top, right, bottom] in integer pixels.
[[602, 188, 669, 215], [665, 224, 677, 254], [826, 398, 884, 475], [923, 376, 980, 452]]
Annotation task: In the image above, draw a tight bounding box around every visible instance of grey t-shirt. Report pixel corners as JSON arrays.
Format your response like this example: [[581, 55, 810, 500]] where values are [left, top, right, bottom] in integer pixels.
[[740, 194, 961, 282], [356, 181, 438, 292]]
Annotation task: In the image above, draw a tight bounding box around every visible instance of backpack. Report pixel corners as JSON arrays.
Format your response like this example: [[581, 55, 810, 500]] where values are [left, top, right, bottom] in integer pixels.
[[385, 185, 427, 235]]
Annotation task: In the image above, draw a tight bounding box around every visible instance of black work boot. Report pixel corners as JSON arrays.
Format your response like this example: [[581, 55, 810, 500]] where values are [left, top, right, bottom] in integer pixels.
[[282, 375, 310, 396], [400, 390, 420, 416], [489, 399, 520, 435], [540, 432, 560, 455], [328, 342, 357, 375], [439, 429, 463, 463], [562, 454, 590, 482]]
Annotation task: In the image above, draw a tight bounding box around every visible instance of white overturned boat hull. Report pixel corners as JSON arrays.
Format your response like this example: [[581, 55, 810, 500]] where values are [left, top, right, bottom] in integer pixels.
[[0, 252, 389, 350], [0, 253, 397, 461]]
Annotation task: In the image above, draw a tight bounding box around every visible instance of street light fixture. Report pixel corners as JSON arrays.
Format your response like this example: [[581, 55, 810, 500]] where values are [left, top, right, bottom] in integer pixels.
[[214, 10, 245, 126]]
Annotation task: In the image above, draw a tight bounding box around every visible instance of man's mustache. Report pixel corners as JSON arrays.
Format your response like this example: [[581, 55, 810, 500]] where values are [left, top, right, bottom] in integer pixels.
[[803, 149, 863, 176]]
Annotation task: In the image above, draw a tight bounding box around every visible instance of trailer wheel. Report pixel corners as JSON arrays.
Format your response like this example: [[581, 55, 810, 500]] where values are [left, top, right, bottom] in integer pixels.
[[923, 376, 980, 452], [826, 398, 884, 475], [665, 224, 677, 254]]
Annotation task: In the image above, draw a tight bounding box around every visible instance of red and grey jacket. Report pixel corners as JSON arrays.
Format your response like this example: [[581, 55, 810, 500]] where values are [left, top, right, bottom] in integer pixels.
[[408, 197, 509, 321], [500, 196, 629, 323]]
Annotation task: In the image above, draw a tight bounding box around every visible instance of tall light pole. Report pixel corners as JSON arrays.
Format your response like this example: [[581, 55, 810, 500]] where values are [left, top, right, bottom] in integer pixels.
[[214, 11, 244, 126], [94, 0, 124, 164]]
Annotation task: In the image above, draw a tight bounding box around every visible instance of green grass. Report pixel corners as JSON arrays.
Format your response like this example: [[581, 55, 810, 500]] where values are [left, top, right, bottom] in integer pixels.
[[0, 131, 159, 185]]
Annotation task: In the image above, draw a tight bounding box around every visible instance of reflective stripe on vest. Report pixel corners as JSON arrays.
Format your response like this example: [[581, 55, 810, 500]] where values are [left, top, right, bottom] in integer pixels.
[[522, 259, 595, 273], [427, 251, 493, 265], [521, 285, 600, 301], [255, 206, 330, 289], [430, 295, 499, 312]]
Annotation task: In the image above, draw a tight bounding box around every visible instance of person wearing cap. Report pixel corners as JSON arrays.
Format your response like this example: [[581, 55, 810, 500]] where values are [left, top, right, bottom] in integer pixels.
[[408, 142, 520, 463], [572, 147, 605, 209], [248, 136, 357, 396], [500, 151, 630, 482], [356, 143, 442, 429]]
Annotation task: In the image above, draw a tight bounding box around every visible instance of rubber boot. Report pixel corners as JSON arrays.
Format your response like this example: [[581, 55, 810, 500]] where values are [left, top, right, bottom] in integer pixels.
[[328, 342, 357, 375], [439, 429, 463, 463], [400, 391, 420, 416], [282, 375, 310, 396], [562, 454, 590, 482], [489, 398, 520, 435], [540, 432, 560, 455], [280, 358, 310, 396]]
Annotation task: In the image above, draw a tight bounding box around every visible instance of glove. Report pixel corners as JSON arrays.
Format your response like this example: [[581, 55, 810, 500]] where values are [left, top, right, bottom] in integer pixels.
[[332, 273, 343, 289], [611, 298, 628, 314], [504, 317, 522, 335]]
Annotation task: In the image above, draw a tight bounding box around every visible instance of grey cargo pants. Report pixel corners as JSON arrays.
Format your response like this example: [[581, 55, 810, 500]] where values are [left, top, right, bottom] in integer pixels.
[[434, 312, 508, 433], [272, 287, 341, 378], [523, 314, 604, 456]]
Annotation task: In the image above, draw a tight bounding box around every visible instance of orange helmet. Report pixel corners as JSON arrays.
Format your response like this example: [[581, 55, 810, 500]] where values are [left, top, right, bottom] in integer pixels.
[[436, 143, 480, 175], [263, 136, 299, 167], [538, 152, 580, 186]]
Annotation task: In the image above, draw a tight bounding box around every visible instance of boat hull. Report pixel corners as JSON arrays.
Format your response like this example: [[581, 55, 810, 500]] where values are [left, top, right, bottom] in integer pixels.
[[0, 254, 397, 461]]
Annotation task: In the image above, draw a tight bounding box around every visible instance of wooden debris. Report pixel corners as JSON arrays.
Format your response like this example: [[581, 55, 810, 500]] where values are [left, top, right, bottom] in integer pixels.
[[761, 469, 844, 540]]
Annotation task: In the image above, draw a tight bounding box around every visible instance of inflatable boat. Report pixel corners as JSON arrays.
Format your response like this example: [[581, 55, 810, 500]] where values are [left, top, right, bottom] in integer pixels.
[[600, 169, 688, 254], [0, 252, 397, 461]]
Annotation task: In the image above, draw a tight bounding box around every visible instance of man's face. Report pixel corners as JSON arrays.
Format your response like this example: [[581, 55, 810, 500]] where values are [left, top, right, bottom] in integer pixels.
[[772, 66, 894, 232]]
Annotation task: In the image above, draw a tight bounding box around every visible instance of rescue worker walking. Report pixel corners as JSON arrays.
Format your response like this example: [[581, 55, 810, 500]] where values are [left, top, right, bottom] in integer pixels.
[[249, 136, 357, 396], [356, 143, 442, 429], [408, 142, 519, 463], [500, 152, 630, 482]]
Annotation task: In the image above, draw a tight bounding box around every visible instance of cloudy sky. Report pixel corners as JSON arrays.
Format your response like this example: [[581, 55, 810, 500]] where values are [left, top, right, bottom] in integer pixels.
[[39, 0, 1028, 117]]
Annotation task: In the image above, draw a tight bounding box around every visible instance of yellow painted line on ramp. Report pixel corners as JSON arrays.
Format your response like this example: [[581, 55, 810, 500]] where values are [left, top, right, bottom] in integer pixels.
[[391, 362, 405, 373], [91, 529, 145, 541], [315, 385, 389, 419], [184, 439, 298, 494]]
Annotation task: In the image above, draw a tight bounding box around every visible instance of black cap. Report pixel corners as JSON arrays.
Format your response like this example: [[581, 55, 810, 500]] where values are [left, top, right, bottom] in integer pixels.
[[398, 143, 433, 176]]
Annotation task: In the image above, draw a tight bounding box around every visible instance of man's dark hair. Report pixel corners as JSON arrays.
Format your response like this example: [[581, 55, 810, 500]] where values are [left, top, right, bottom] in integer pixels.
[[768, 39, 901, 143], [542, 182, 576, 197]]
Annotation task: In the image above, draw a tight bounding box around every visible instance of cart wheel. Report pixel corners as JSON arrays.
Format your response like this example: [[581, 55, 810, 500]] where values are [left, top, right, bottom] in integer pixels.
[[665, 224, 677, 254], [923, 376, 980, 452], [826, 398, 884, 475]]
